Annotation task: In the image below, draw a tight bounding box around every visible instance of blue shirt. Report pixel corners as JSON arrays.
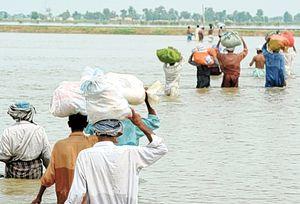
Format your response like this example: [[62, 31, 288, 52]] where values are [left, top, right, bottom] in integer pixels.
[[84, 114, 160, 146], [262, 44, 285, 87]]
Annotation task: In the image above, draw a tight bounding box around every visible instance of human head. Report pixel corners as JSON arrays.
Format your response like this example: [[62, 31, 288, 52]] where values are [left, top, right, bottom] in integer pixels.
[[188, 26, 190, 29], [220, 26, 223, 29], [169, 63, 175, 66], [256, 48, 262, 54], [8, 101, 36, 123], [209, 24, 213, 29], [201, 26, 205, 30], [93, 119, 123, 143], [197, 25, 199, 28], [68, 113, 88, 132]]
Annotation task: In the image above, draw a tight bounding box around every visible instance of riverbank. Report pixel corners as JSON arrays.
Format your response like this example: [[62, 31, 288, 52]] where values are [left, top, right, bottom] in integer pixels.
[[1, 25, 300, 36]]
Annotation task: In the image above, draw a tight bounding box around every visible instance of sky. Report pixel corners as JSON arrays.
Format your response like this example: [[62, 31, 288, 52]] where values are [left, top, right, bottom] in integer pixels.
[[0, 0, 299, 17]]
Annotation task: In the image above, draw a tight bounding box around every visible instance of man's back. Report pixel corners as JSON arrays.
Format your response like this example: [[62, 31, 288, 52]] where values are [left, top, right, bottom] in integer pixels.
[[0, 121, 50, 162], [41, 132, 98, 203], [217, 49, 248, 75], [253, 54, 265, 69], [66, 135, 167, 204]]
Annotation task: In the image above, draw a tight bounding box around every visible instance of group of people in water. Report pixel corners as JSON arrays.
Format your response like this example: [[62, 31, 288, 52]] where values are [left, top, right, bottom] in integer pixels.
[[162, 26, 297, 96], [0, 97, 167, 203]]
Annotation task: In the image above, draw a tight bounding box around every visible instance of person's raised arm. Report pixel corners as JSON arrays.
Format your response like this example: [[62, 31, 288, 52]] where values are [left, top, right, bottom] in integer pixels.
[[249, 57, 255, 67], [216, 38, 221, 50], [241, 37, 247, 50], [145, 92, 156, 115], [129, 109, 154, 143], [188, 53, 197, 66]]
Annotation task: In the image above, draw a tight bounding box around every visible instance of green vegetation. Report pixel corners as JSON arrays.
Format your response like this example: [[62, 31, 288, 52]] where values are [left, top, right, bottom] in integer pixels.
[[1, 25, 299, 36], [1, 6, 300, 26]]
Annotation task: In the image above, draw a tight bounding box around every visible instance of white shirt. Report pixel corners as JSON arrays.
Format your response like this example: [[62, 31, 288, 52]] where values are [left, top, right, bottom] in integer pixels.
[[65, 135, 168, 204], [0, 121, 51, 166]]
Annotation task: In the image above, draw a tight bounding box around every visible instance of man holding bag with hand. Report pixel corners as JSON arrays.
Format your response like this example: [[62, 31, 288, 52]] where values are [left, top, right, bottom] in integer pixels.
[[65, 108, 168, 204]]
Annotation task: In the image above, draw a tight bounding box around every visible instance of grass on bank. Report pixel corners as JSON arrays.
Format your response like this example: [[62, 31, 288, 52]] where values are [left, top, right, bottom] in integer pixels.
[[0, 25, 300, 36]]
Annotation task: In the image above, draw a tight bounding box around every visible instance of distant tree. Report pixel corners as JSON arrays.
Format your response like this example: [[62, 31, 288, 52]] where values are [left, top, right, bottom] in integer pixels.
[[192, 13, 201, 22], [31, 11, 39, 20], [167, 8, 179, 21], [233, 11, 252, 23], [215, 10, 226, 22], [180, 11, 191, 19], [72, 11, 82, 20], [153, 6, 168, 20], [256, 9, 264, 17], [127, 6, 139, 20], [59, 10, 71, 20], [142, 8, 154, 21], [0, 11, 9, 19], [294, 13, 300, 22], [283, 11, 293, 23], [103, 8, 111, 20], [120, 9, 127, 20], [204, 7, 215, 22]]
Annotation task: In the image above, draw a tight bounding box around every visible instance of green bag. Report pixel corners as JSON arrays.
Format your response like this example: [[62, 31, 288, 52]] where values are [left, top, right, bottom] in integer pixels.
[[220, 31, 241, 48], [156, 47, 181, 64]]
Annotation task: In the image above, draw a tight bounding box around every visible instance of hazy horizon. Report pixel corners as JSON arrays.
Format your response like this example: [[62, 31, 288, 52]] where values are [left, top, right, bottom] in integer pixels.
[[0, 0, 299, 17]]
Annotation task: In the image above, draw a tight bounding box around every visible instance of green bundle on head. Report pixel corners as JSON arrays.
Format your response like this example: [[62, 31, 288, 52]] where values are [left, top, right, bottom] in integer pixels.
[[156, 47, 181, 64]]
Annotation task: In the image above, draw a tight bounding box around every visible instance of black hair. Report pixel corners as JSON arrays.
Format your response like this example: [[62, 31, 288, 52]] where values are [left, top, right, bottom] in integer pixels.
[[197, 25, 200, 28], [68, 113, 88, 132], [188, 26, 190, 29], [257, 50, 263, 54]]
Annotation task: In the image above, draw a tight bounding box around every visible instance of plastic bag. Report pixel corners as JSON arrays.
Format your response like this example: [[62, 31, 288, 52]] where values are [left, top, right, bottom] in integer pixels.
[[220, 32, 241, 48], [157, 47, 181, 64], [146, 81, 163, 105], [105, 72, 145, 105], [50, 81, 86, 117], [81, 74, 132, 124]]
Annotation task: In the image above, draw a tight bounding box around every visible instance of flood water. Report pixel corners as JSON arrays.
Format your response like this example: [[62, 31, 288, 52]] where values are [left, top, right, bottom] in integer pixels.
[[0, 33, 299, 204]]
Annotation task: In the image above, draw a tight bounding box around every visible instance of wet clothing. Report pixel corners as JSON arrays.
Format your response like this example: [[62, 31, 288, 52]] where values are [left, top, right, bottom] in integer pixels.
[[85, 115, 160, 146], [5, 158, 43, 179], [196, 66, 210, 88], [65, 135, 167, 204], [262, 43, 286, 87], [40, 132, 98, 204], [0, 121, 51, 179], [217, 48, 248, 87], [221, 74, 239, 87], [210, 66, 222, 76], [284, 47, 296, 76], [189, 55, 211, 88], [163, 61, 183, 96], [187, 28, 193, 41]]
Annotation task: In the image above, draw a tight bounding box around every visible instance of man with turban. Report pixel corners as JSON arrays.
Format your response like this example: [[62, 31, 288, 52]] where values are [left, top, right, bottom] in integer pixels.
[[65, 109, 168, 204], [0, 101, 51, 179]]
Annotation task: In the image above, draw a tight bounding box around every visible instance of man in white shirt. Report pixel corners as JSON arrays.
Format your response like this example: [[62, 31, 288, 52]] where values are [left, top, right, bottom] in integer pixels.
[[65, 109, 168, 204], [0, 101, 51, 179]]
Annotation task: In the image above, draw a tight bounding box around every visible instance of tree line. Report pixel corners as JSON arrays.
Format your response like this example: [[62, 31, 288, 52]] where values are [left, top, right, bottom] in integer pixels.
[[0, 6, 299, 25]]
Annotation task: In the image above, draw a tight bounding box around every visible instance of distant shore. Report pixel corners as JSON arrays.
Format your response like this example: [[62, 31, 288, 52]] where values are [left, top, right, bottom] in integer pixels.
[[1, 24, 300, 36]]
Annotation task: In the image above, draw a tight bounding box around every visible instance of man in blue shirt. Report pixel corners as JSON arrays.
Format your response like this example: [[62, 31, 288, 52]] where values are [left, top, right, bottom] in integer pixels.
[[85, 93, 160, 146], [262, 42, 286, 87]]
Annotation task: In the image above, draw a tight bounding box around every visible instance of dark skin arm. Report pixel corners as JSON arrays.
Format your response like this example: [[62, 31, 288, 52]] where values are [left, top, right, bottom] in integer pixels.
[[241, 37, 247, 50], [249, 57, 255, 67], [145, 92, 156, 115], [188, 53, 199, 66], [129, 109, 154, 143], [32, 185, 47, 204]]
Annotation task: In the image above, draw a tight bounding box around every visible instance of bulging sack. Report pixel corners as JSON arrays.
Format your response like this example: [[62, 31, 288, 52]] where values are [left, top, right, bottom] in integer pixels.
[[157, 47, 181, 64], [268, 35, 289, 51], [281, 31, 295, 47], [105, 72, 145, 105], [193, 48, 217, 66], [81, 74, 132, 124], [50, 81, 86, 117], [220, 32, 242, 48]]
